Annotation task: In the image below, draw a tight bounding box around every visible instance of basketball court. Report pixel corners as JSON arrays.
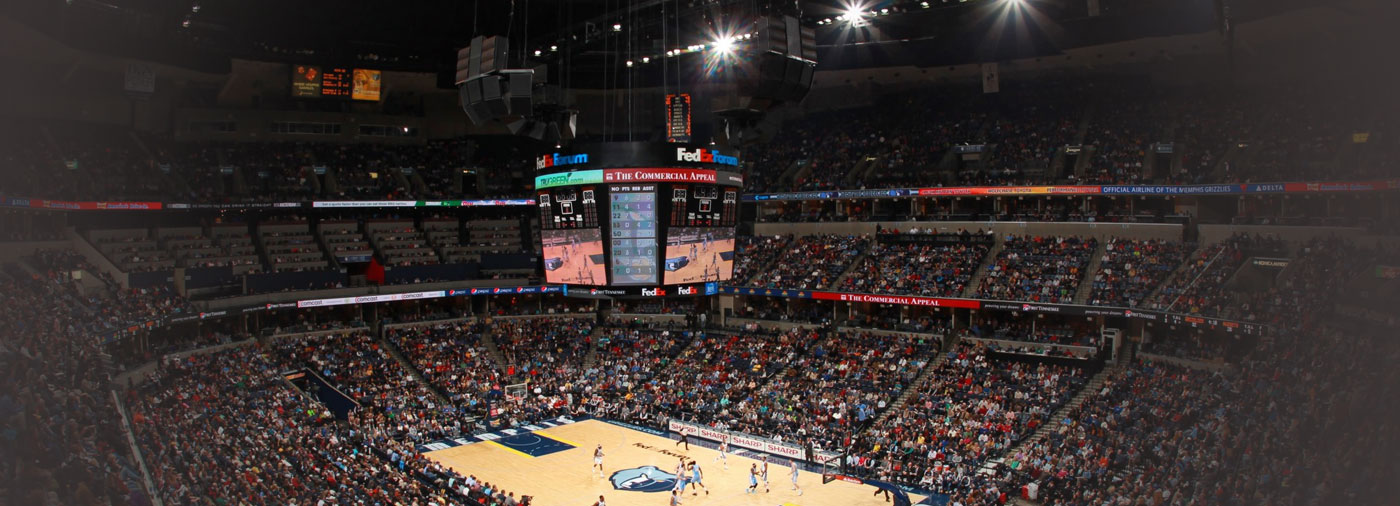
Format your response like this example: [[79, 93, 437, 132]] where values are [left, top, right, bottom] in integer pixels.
[[426, 419, 924, 506]]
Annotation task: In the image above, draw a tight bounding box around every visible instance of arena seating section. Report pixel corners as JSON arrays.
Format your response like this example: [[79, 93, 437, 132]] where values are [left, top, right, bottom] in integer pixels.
[[4, 233, 1394, 504], [840, 235, 990, 296], [976, 236, 1098, 304], [1087, 238, 1190, 307]]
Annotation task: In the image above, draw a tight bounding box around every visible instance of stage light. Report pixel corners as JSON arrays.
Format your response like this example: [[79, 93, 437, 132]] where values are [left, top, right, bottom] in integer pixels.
[[613, 23, 622, 32], [534, 50, 542, 56], [625, 60, 633, 67], [921, 1, 930, 7], [550, 45, 558, 51], [642, 57, 650, 63], [714, 37, 735, 54]]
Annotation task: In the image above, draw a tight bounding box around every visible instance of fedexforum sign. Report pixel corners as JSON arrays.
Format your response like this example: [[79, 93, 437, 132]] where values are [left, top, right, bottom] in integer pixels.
[[536, 153, 590, 170], [676, 147, 738, 166]]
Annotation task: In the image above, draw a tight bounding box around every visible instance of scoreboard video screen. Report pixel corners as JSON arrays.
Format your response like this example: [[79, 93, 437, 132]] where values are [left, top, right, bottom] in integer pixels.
[[532, 142, 743, 289], [291, 65, 383, 101]]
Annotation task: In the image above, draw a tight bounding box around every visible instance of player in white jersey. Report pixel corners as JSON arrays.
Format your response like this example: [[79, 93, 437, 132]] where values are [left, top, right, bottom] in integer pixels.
[[593, 495, 606, 506], [760, 455, 770, 492], [713, 437, 728, 469], [790, 459, 802, 495], [593, 445, 605, 477]]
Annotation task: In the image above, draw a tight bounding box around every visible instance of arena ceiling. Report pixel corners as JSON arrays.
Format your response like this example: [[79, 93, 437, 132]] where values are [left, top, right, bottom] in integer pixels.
[[0, 0, 1372, 88]]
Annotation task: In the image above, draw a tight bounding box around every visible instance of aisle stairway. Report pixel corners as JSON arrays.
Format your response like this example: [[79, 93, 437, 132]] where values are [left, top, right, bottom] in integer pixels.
[[961, 237, 1005, 298], [829, 243, 876, 290], [376, 332, 453, 406], [1073, 240, 1109, 304], [867, 333, 961, 428], [478, 323, 511, 371], [1000, 354, 1126, 460], [1144, 243, 1203, 302]]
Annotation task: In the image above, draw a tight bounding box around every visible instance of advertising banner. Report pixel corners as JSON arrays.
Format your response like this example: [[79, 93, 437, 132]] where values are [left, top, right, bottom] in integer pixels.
[[667, 418, 820, 462]]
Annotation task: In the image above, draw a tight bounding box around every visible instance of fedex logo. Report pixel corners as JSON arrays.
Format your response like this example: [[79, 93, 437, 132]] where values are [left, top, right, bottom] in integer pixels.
[[676, 286, 696, 295], [535, 153, 589, 170], [676, 148, 738, 166], [641, 288, 666, 296]]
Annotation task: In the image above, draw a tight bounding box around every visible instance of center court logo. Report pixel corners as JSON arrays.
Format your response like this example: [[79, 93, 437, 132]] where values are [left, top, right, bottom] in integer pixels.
[[609, 466, 678, 492]]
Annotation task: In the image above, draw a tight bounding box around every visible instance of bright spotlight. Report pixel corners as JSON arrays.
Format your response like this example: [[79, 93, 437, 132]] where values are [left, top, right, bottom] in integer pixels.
[[613, 23, 622, 32], [642, 57, 650, 63], [714, 37, 735, 54], [625, 60, 633, 67]]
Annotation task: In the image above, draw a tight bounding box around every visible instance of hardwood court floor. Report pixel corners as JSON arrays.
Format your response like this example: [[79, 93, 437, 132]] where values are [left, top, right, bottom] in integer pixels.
[[426, 419, 921, 506]]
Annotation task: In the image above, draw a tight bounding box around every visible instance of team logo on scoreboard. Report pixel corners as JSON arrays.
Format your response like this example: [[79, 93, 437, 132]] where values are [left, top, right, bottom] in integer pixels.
[[676, 147, 738, 166], [610, 466, 678, 493]]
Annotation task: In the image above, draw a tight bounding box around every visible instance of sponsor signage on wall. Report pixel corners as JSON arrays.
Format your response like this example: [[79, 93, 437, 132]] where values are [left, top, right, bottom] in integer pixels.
[[667, 418, 838, 462]]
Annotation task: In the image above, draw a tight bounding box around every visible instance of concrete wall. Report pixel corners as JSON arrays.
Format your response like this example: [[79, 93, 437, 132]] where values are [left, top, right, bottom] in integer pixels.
[[0, 240, 73, 263], [1197, 224, 1369, 248], [755, 221, 1185, 242]]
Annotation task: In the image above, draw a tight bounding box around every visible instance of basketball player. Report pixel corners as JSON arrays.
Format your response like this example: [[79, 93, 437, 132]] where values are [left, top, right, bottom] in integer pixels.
[[671, 461, 688, 496], [790, 459, 802, 496], [670, 489, 683, 506], [746, 464, 759, 494], [689, 242, 698, 262], [675, 431, 690, 451], [687, 460, 708, 496], [713, 436, 728, 469], [760, 455, 770, 492], [594, 495, 606, 506], [593, 445, 605, 477]]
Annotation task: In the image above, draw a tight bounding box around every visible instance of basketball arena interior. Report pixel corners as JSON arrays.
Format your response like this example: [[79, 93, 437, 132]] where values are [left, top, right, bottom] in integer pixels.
[[1, 0, 1397, 505]]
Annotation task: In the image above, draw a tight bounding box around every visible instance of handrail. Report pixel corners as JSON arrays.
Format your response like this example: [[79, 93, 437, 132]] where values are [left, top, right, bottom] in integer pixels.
[[110, 391, 163, 506]]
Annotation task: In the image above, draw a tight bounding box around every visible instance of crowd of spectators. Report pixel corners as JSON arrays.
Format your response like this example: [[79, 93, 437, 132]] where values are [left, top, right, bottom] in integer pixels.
[[1143, 235, 1250, 316], [271, 331, 466, 442], [839, 239, 990, 297], [745, 330, 940, 452], [732, 234, 791, 284], [993, 249, 1395, 505], [1087, 238, 1190, 307], [976, 236, 1098, 303], [387, 322, 502, 418], [585, 328, 822, 433], [128, 344, 539, 506], [851, 342, 1088, 500], [750, 234, 868, 290], [5, 229, 1393, 505], [0, 263, 150, 505]]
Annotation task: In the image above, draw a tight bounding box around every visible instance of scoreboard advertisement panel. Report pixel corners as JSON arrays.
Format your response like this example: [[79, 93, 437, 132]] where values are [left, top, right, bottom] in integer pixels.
[[290, 65, 383, 101]]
